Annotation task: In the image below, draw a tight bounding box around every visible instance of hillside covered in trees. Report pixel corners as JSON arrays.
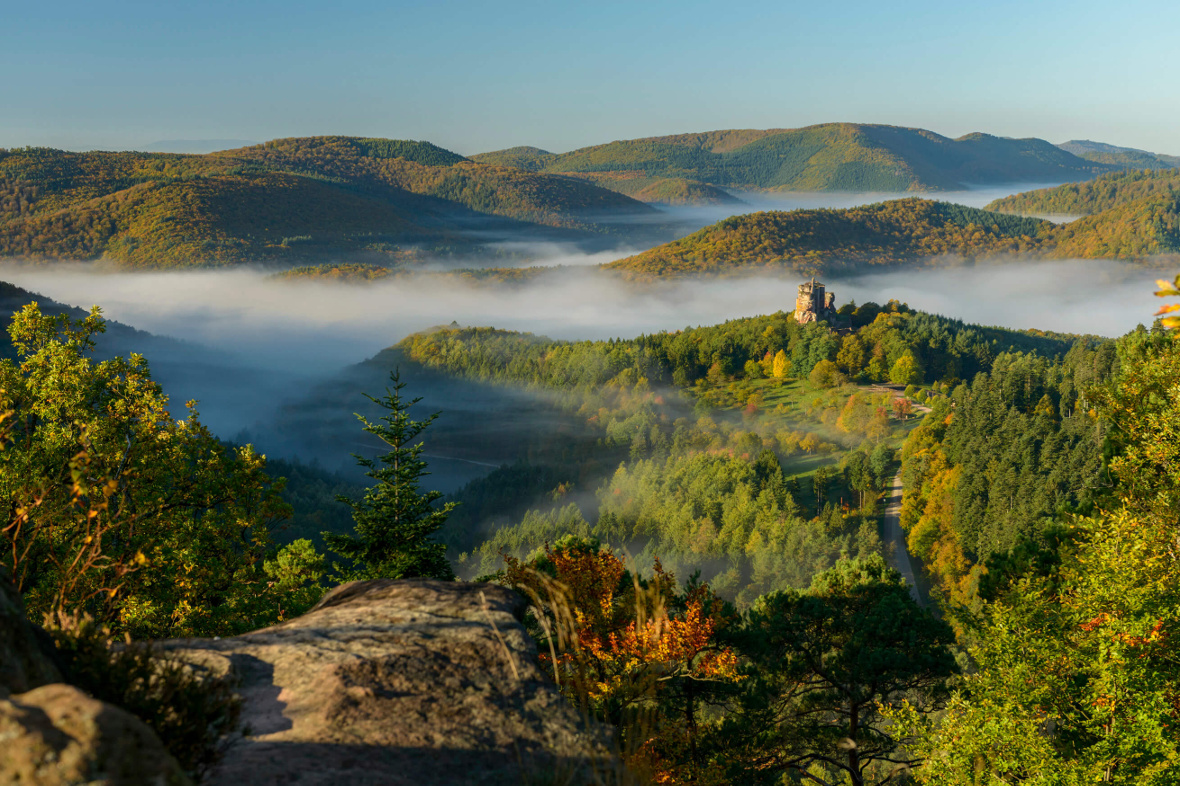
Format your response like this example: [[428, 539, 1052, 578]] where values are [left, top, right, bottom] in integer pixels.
[[382, 303, 1084, 591], [605, 199, 1053, 278], [605, 194, 1180, 278], [987, 168, 1180, 216], [0, 138, 661, 268], [473, 123, 1116, 201], [4, 272, 1179, 784]]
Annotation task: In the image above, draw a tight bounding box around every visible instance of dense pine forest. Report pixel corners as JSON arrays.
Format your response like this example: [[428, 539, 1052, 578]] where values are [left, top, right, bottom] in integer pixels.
[[2, 268, 1178, 784]]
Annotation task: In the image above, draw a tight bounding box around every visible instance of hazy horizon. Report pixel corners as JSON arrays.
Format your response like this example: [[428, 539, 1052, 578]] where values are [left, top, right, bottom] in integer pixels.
[[6, 1, 1180, 155]]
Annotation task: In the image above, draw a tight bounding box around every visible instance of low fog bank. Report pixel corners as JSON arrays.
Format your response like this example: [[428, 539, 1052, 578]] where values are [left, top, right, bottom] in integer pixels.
[[655, 182, 1068, 231], [0, 258, 1163, 460], [828, 259, 1163, 338]]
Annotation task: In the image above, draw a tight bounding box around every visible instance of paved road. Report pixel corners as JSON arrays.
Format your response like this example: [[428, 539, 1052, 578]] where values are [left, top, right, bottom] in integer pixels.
[[884, 471, 924, 606]]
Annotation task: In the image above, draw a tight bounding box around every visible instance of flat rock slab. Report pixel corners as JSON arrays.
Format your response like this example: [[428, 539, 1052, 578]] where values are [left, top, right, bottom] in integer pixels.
[[161, 580, 614, 786]]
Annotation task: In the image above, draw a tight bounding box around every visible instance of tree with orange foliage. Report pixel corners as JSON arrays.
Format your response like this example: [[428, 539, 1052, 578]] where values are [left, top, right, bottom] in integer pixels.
[[500, 536, 739, 784]]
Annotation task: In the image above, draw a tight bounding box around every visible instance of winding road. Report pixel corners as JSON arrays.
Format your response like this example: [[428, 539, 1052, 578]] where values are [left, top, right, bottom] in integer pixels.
[[884, 471, 924, 606]]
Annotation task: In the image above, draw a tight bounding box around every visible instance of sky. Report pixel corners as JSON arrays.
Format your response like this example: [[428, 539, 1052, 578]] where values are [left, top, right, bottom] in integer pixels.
[[3, 0, 1180, 155]]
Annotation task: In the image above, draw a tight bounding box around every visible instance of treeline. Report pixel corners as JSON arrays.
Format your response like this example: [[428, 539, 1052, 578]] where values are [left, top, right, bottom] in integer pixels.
[[399, 301, 1080, 394], [1051, 192, 1180, 259]]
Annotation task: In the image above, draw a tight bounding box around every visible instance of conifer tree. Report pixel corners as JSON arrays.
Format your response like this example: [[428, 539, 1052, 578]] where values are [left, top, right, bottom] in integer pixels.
[[326, 370, 456, 581]]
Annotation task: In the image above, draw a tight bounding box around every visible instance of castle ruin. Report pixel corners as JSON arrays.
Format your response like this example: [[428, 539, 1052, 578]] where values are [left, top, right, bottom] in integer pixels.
[[793, 277, 837, 324]]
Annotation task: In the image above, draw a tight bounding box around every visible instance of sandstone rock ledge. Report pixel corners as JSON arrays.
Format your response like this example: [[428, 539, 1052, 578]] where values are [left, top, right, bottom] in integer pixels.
[[0, 683, 191, 786], [162, 580, 615, 786]]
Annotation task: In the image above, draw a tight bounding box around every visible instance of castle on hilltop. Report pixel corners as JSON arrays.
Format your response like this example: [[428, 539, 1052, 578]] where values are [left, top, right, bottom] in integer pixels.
[[793, 277, 836, 324]]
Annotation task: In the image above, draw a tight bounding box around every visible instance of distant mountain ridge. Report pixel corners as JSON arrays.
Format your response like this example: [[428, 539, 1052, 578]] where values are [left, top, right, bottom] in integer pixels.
[[1055, 140, 1180, 170], [140, 139, 260, 154], [0, 137, 660, 268], [474, 123, 1118, 203]]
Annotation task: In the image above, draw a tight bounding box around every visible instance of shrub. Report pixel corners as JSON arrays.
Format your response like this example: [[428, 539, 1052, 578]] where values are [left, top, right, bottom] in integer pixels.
[[809, 359, 845, 388], [47, 613, 242, 781]]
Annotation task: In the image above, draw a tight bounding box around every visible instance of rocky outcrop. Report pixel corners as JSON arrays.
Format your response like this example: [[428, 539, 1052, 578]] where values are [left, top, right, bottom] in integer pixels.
[[161, 580, 616, 786], [0, 683, 192, 786], [1, 567, 189, 785], [0, 566, 62, 698]]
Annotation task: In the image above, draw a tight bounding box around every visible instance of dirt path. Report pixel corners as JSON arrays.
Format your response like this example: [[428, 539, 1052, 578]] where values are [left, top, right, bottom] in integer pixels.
[[864, 384, 933, 416], [884, 471, 924, 607]]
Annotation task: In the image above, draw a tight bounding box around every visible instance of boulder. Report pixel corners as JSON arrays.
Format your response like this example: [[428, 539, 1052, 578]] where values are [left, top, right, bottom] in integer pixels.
[[0, 565, 61, 698], [161, 580, 616, 786], [0, 682, 191, 786]]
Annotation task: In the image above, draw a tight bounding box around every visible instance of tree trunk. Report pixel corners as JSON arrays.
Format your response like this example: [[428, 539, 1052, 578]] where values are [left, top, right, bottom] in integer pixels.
[[848, 703, 862, 786]]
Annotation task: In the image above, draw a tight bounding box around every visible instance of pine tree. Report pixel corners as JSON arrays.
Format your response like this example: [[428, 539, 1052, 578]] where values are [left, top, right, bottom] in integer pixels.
[[325, 370, 456, 581]]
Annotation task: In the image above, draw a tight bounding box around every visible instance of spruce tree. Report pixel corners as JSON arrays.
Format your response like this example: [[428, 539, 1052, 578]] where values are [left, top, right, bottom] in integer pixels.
[[326, 370, 456, 581]]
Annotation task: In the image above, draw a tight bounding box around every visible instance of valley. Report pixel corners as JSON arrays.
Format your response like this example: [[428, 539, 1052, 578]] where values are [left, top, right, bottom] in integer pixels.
[[2, 126, 1177, 786], [8, 0, 1180, 779]]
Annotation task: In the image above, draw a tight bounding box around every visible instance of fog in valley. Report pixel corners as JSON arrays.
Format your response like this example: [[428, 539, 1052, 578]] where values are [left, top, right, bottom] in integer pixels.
[[0, 186, 1164, 489], [661, 182, 1074, 229], [0, 255, 1162, 486]]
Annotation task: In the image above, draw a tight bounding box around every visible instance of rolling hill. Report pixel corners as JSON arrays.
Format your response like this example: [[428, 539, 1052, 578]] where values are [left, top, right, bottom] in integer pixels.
[[603, 195, 1180, 279], [0, 138, 661, 268], [1056, 140, 1180, 170], [1051, 193, 1180, 260], [603, 199, 1053, 278], [986, 168, 1180, 217], [474, 123, 1118, 202]]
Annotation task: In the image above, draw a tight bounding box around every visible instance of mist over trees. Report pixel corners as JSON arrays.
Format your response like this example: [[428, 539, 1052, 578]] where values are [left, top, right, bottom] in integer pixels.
[[1, 266, 1177, 783]]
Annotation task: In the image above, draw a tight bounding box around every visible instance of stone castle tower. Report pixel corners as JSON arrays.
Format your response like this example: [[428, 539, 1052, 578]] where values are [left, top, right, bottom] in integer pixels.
[[793, 277, 837, 324]]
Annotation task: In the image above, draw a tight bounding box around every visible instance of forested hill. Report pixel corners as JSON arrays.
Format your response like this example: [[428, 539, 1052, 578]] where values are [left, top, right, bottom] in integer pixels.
[[604, 199, 1053, 278], [606, 194, 1180, 278], [0, 137, 660, 268], [394, 307, 1083, 395], [1056, 139, 1180, 170], [473, 123, 1116, 201], [986, 168, 1180, 216], [0, 279, 190, 362]]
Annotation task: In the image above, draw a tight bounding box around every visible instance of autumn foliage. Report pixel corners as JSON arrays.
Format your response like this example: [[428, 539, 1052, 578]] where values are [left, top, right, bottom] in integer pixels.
[[501, 537, 739, 783]]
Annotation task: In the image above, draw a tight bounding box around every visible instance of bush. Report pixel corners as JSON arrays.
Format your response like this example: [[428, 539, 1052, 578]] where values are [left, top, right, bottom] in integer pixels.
[[47, 613, 242, 781], [809, 359, 845, 388]]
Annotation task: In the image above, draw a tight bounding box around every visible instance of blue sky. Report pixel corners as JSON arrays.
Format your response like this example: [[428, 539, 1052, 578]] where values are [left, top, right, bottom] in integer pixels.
[[4, 0, 1179, 154]]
